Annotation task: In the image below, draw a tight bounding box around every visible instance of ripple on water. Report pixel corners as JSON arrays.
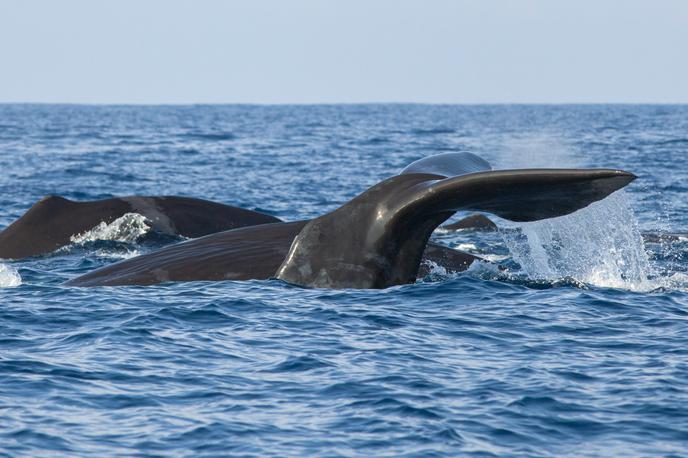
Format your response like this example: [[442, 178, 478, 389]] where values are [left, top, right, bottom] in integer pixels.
[[0, 263, 21, 287], [0, 105, 687, 457]]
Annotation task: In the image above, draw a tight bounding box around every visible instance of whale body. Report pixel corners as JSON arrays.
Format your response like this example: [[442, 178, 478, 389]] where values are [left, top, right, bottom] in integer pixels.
[[67, 153, 636, 289], [0, 196, 280, 259]]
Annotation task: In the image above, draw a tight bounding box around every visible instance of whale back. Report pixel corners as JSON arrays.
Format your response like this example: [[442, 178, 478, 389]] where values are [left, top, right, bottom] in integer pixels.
[[0, 195, 280, 259], [66, 221, 306, 286], [136, 196, 281, 238], [0, 196, 131, 259], [65, 220, 477, 287]]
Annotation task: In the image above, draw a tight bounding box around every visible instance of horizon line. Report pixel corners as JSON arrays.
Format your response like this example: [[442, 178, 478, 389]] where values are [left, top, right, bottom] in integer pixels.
[[1, 101, 687, 107]]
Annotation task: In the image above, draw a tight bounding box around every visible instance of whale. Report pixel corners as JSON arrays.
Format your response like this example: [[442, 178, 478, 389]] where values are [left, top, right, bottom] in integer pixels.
[[442, 213, 497, 231], [0, 195, 280, 259], [65, 220, 480, 286], [0, 151, 498, 261], [0, 189, 490, 261], [67, 153, 636, 288]]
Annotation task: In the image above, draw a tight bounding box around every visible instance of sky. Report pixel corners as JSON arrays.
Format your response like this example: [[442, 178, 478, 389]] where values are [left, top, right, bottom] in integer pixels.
[[0, 0, 686, 104]]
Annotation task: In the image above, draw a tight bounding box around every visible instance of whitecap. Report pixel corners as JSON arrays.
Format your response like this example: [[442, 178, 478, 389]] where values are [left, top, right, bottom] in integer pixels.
[[0, 263, 21, 288], [422, 259, 448, 277], [665, 272, 688, 292], [70, 213, 151, 244], [94, 248, 142, 260], [454, 243, 477, 251], [453, 243, 508, 262], [466, 259, 503, 277]]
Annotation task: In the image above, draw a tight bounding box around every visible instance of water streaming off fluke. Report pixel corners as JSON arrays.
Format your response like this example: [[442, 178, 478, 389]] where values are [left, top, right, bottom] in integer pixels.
[[501, 191, 656, 291]]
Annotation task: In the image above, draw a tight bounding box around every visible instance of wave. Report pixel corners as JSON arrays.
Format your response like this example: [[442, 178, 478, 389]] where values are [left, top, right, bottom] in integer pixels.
[[654, 138, 688, 146], [183, 132, 236, 141], [410, 127, 456, 135]]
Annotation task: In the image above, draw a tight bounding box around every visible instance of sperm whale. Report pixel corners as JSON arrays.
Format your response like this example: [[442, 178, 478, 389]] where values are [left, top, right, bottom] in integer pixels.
[[66, 153, 636, 288], [0, 196, 280, 259]]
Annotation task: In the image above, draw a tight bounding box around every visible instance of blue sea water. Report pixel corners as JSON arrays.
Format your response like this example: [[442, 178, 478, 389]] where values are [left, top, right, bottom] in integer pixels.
[[1, 104, 687, 457]]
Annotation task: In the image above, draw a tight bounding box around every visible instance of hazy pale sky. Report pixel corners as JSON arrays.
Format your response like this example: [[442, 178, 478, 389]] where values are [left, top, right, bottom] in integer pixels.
[[0, 0, 686, 104]]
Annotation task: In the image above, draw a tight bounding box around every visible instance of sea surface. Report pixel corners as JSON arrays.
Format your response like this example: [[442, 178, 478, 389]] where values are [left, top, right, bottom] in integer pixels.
[[1, 104, 687, 457]]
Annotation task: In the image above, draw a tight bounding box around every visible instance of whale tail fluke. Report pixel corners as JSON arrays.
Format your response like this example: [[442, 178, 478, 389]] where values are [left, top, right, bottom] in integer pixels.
[[276, 165, 636, 289]]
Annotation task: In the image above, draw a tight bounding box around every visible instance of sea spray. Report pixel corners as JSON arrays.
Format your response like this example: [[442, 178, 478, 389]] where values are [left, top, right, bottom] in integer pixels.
[[500, 191, 656, 291], [495, 133, 583, 169], [0, 263, 21, 287], [70, 213, 150, 244]]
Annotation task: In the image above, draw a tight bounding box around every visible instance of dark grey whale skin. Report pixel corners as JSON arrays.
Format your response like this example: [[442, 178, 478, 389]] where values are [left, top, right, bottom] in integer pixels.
[[65, 220, 477, 286], [443, 214, 497, 231], [0, 195, 280, 259]]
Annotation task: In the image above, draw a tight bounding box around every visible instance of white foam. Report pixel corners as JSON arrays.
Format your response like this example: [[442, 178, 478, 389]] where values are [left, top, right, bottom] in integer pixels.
[[477, 253, 510, 263], [70, 213, 150, 244], [666, 273, 688, 292], [0, 263, 21, 287], [466, 259, 503, 277], [94, 248, 142, 260], [501, 191, 657, 292], [454, 243, 478, 252], [422, 259, 448, 277], [453, 243, 508, 262]]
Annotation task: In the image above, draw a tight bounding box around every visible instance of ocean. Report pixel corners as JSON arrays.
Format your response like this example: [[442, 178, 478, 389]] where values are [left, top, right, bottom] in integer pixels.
[[1, 104, 687, 457]]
